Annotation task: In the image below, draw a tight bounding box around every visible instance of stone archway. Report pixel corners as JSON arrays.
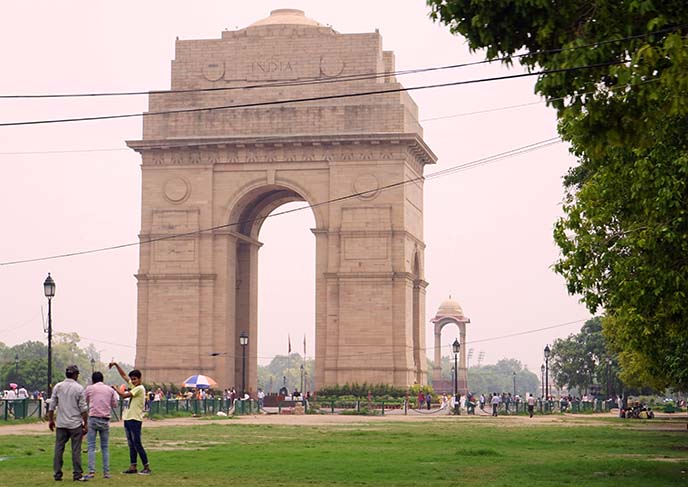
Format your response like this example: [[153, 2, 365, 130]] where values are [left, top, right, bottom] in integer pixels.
[[127, 9, 436, 391], [431, 297, 470, 394]]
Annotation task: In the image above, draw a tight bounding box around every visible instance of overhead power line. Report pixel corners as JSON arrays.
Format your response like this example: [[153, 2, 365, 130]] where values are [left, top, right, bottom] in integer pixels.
[[75, 316, 588, 360], [0, 61, 623, 127], [0, 77, 660, 156], [0, 136, 561, 267], [0, 100, 553, 156], [0, 25, 681, 100]]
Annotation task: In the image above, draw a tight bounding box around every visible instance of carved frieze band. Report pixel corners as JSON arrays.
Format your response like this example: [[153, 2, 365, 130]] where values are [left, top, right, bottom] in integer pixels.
[[139, 141, 427, 173]]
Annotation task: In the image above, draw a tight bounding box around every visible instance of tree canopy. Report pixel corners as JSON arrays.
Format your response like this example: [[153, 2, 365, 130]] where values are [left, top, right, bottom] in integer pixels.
[[1, 336, 129, 394], [427, 0, 688, 389], [550, 317, 618, 396]]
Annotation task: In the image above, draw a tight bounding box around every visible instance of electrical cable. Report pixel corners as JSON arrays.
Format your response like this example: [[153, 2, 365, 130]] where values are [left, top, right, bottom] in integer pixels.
[[0, 76, 660, 156], [0, 136, 562, 267], [0, 60, 623, 127], [71, 316, 588, 361], [1, 24, 682, 100]]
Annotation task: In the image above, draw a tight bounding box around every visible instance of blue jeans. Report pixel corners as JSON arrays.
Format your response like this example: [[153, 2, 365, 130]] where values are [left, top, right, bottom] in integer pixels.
[[87, 417, 111, 474], [124, 420, 148, 467]]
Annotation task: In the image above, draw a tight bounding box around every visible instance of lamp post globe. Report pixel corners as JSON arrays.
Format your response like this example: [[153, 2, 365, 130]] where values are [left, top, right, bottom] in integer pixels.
[[452, 338, 460, 415], [43, 273, 56, 397], [239, 331, 248, 395]]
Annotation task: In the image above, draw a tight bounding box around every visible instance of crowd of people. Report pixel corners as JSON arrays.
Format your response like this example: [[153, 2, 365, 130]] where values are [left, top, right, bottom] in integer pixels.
[[46, 362, 150, 481], [1, 384, 40, 400], [618, 399, 655, 419], [406, 390, 662, 419]]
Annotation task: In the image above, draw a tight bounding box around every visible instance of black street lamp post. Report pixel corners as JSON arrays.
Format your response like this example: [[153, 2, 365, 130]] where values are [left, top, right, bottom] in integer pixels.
[[15, 354, 19, 377], [607, 358, 613, 398], [544, 345, 551, 404], [540, 364, 545, 399], [300, 363, 304, 396], [452, 338, 460, 415], [239, 331, 248, 395], [512, 371, 516, 397], [90, 358, 96, 375], [43, 273, 56, 397]]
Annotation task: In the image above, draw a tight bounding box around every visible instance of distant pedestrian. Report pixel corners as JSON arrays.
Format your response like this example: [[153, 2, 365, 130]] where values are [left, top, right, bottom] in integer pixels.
[[418, 391, 425, 409], [527, 393, 536, 418], [84, 371, 118, 479], [491, 392, 501, 417], [425, 392, 432, 410], [48, 365, 89, 482], [479, 393, 486, 411], [257, 388, 265, 411]]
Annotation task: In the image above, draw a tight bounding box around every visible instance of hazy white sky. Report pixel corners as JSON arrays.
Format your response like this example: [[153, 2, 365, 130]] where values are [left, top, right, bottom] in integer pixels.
[[0, 1, 591, 376]]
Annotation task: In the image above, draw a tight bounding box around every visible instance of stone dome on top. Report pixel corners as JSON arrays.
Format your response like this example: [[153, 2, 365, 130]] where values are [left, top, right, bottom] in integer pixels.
[[437, 296, 464, 318], [248, 9, 324, 28]]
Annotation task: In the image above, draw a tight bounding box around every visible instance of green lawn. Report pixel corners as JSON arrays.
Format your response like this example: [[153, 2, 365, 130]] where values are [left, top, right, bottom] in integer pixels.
[[1, 415, 687, 486]]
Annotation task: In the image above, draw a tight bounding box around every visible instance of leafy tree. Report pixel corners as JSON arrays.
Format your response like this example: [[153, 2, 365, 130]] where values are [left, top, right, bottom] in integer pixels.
[[466, 359, 539, 397], [429, 356, 539, 396], [550, 317, 621, 396], [257, 353, 314, 393], [427, 0, 688, 389], [1, 337, 132, 394]]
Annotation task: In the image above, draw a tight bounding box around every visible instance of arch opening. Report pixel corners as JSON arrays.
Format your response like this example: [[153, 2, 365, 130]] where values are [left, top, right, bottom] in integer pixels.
[[257, 201, 316, 394], [229, 185, 316, 395]]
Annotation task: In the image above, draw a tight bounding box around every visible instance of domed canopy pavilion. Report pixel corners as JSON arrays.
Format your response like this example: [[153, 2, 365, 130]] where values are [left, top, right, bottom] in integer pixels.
[[431, 296, 470, 395]]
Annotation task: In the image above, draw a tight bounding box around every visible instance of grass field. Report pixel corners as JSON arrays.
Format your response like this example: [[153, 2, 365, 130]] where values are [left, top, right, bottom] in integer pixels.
[[1, 414, 687, 486]]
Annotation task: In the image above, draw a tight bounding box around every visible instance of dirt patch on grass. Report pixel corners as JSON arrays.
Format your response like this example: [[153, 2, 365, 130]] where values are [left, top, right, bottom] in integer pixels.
[[1, 411, 685, 435], [146, 439, 226, 451]]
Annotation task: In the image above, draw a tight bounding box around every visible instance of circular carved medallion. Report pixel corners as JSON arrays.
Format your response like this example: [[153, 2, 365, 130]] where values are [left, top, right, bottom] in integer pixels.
[[163, 177, 190, 204], [320, 56, 345, 77], [353, 174, 380, 200], [202, 61, 225, 81]]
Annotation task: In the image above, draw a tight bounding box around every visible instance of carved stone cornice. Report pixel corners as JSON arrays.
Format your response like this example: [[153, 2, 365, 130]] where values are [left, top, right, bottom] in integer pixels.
[[127, 133, 436, 168], [135, 273, 216, 281]]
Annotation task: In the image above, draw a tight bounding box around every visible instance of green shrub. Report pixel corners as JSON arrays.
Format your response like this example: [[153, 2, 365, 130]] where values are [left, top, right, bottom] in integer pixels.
[[317, 383, 413, 399]]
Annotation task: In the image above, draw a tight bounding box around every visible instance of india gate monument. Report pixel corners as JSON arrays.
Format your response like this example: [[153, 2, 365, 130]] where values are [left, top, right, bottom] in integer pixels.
[[128, 9, 436, 391]]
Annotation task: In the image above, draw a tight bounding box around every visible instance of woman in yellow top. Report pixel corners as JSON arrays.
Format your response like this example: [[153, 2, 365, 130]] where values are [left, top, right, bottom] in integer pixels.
[[110, 362, 151, 475]]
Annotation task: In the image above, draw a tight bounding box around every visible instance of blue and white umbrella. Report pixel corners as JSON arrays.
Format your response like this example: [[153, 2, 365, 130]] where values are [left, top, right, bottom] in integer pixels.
[[182, 374, 218, 389]]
